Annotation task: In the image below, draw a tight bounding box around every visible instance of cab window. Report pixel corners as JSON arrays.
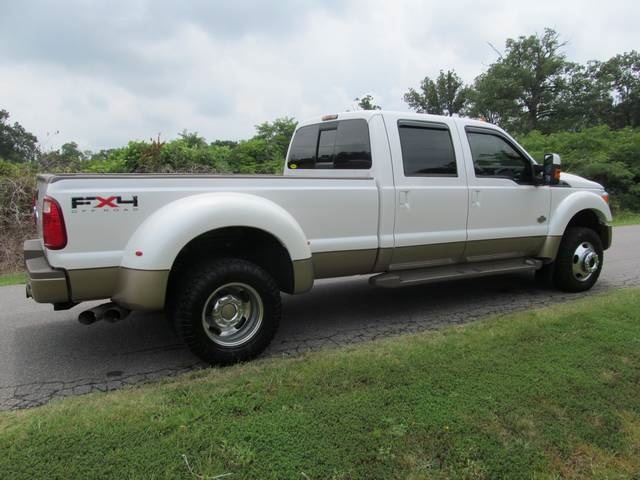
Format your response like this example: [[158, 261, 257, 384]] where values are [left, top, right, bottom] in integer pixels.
[[467, 131, 532, 183], [398, 124, 457, 176], [287, 119, 372, 170]]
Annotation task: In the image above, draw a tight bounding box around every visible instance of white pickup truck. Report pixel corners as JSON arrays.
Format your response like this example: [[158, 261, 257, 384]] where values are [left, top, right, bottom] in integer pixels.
[[25, 111, 612, 364]]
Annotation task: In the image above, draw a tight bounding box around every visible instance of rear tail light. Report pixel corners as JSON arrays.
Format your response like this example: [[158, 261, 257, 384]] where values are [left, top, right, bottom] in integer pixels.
[[42, 196, 67, 250]]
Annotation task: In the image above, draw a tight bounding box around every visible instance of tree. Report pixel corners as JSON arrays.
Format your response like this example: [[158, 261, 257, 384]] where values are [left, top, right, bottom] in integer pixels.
[[0, 109, 39, 163], [178, 130, 207, 149], [254, 117, 297, 159], [549, 61, 613, 131], [468, 28, 570, 133], [404, 70, 469, 116], [354, 94, 381, 110], [602, 51, 640, 128]]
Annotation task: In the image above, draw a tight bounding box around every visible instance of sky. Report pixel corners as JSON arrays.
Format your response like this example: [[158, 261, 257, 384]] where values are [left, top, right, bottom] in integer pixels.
[[1, 0, 638, 151]]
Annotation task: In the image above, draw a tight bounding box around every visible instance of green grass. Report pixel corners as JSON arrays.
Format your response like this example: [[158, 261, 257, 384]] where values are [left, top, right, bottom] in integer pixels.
[[1, 289, 640, 479], [0, 272, 25, 286], [612, 210, 640, 226]]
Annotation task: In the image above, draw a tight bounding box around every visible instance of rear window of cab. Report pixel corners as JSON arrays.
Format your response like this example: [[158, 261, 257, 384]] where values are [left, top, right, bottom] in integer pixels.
[[287, 119, 372, 170]]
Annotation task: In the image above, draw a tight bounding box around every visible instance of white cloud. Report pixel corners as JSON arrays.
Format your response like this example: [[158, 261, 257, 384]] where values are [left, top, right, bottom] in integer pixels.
[[0, 0, 638, 150]]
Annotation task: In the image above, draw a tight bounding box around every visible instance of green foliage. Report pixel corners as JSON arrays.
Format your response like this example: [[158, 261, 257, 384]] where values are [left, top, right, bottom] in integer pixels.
[[469, 29, 570, 132], [404, 69, 469, 116], [518, 126, 640, 210], [354, 94, 382, 111], [0, 158, 36, 228], [602, 50, 640, 128], [0, 272, 26, 286], [0, 109, 38, 163], [253, 117, 297, 160], [1, 289, 640, 478]]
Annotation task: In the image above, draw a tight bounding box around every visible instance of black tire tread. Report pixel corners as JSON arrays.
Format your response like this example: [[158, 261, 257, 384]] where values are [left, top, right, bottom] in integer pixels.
[[552, 227, 603, 293], [172, 257, 281, 365]]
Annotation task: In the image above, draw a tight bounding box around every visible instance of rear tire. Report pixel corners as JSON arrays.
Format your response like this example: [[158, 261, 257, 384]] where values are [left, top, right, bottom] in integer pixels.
[[552, 227, 603, 292], [172, 257, 281, 365]]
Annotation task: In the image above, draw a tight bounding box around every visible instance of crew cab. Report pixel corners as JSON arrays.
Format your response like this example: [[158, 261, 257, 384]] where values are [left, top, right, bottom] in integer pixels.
[[25, 111, 613, 364]]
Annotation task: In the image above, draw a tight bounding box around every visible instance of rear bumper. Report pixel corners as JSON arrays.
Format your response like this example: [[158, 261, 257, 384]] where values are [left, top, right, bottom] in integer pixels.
[[24, 239, 70, 304], [23, 240, 168, 311]]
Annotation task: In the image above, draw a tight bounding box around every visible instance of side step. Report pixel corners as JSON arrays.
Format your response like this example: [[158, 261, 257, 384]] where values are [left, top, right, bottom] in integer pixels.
[[370, 258, 543, 288]]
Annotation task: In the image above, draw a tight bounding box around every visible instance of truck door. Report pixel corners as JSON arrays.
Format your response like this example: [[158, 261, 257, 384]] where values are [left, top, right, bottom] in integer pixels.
[[387, 117, 469, 270], [460, 126, 550, 261]]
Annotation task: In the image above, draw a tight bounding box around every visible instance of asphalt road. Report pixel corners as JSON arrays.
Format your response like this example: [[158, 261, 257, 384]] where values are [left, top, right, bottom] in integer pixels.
[[1, 225, 639, 410]]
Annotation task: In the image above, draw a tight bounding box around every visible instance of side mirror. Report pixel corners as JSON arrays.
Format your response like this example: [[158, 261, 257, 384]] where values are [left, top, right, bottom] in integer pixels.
[[543, 153, 561, 185]]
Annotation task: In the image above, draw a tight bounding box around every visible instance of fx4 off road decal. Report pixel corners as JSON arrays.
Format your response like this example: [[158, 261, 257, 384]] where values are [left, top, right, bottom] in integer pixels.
[[71, 195, 139, 211]]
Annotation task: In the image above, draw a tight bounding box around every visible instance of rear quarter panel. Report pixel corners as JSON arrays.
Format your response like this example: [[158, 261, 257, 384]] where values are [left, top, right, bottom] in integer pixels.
[[41, 175, 380, 270]]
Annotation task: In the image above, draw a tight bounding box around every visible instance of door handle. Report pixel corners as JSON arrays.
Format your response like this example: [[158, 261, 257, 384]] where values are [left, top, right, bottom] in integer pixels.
[[399, 190, 410, 209], [472, 189, 480, 207]]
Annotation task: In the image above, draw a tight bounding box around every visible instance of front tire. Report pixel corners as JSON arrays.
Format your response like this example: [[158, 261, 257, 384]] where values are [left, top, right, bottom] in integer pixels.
[[172, 258, 281, 365], [552, 227, 603, 292]]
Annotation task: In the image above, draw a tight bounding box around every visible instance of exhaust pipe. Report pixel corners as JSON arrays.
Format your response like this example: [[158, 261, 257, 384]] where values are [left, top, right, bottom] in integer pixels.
[[104, 304, 131, 323], [78, 302, 130, 325]]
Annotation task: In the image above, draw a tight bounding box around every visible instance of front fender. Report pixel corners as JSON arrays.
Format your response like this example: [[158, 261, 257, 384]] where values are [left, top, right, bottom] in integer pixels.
[[548, 190, 612, 237], [120, 192, 312, 271]]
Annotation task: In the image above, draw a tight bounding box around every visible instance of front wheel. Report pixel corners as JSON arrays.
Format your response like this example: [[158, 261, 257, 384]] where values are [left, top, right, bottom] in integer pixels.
[[172, 258, 281, 365], [552, 227, 603, 292]]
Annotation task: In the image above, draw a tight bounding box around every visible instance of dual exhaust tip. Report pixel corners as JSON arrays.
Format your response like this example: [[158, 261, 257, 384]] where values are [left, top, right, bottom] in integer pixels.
[[78, 302, 130, 325]]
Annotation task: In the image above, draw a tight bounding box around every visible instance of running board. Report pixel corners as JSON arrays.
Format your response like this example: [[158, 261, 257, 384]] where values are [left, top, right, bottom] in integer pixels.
[[370, 258, 543, 288]]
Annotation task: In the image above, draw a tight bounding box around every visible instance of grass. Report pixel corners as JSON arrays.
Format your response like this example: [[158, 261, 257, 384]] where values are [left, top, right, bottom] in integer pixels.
[[0, 271, 25, 286], [1, 289, 640, 479], [612, 210, 640, 226]]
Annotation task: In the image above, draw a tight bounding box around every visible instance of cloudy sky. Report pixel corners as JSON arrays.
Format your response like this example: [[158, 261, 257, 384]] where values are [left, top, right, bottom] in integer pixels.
[[1, 0, 638, 151]]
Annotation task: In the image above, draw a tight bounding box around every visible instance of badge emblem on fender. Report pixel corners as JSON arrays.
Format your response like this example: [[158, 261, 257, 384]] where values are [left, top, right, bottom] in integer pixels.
[[71, 195, 139, 211]]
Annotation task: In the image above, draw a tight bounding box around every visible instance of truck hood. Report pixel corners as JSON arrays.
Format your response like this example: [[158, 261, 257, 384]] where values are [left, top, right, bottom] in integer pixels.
[[560, 172, 603, 190]]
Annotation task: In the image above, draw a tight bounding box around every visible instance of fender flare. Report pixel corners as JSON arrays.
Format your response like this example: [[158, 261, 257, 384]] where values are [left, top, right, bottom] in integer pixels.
[[539, 190, 612, 260], [548, 191, 612, 237], [120, 192, 312, 271]]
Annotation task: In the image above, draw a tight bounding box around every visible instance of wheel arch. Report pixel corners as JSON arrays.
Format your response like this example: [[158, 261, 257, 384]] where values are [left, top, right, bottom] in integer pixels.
[[166, 225, 310, 301], [540, 191, 612, 261], [115, 193, 314, 311]]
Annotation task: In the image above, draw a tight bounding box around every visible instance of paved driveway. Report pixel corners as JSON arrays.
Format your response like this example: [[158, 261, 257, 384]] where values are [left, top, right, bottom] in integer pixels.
[[1, 225, 638, 410]]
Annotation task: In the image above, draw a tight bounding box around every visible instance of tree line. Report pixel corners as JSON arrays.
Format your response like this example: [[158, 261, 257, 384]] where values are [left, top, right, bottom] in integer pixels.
[[401, 28, 639, 134]]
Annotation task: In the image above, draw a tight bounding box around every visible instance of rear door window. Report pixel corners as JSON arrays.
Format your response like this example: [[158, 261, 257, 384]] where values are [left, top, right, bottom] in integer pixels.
[[287, 119, 372, 170], [398, 124, 457, 176]]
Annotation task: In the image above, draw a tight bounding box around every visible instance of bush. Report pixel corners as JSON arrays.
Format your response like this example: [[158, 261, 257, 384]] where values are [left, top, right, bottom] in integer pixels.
[[518, 126, 640, 211], [0, 159, 36, 272]]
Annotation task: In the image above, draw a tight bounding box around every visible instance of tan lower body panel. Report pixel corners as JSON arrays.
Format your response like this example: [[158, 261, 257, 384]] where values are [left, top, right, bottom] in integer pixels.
[[538, 236, 562, 261], [65, 236, 551, 308], [311, 249, 377, 279], [311, 236, 547, 280], [292, 258, 314, 293], [67, 267, 168, 311], [67, 267, 119, 302], [388, 242, 465, 271], [111, 268, 170, 311], [462, 236, 546, 262]]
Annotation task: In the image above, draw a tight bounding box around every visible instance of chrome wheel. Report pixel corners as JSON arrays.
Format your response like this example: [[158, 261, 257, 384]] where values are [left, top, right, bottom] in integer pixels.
[[201, 282, 263, 347], [572, 241, 599, 282]]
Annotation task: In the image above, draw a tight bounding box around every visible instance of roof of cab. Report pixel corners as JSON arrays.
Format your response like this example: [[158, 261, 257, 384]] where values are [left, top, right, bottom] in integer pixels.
[[296, 110, 503, 132]]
